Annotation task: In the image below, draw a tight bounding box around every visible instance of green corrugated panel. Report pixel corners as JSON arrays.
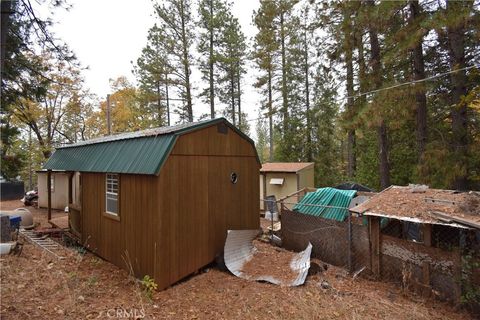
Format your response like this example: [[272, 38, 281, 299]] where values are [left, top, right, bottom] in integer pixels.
[[293, 187, 357, 221], [43, 135, 176, 175]]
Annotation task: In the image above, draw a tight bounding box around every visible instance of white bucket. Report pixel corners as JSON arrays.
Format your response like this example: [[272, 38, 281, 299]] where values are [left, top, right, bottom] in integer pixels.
[[0, 242, 16, 255], [264, 211, 279, 222]]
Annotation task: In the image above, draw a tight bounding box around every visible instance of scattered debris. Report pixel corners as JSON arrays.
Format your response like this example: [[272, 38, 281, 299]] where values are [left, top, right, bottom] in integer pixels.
[[320, 280, 331, 290], [351, 186, 480, 226], [21, 190, 38, 207], [352, 266, 366, 279], [409, 184, 428, 193], [267, 221, 281, 232]]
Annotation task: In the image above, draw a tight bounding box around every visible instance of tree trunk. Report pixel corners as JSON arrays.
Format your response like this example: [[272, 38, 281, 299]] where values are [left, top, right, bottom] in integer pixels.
[[344, 13, 356, 179], [231, 70, 235, 125], [180, 0, 193, 122], [237, 61, 242, 127], [157, 79, 162, 126], [165, 71, 171, 126], [280, 9, 288, 134], [304, 23, 312, 162], [1, 0, 13, 87], [447, 0, 469, 190], [367, 0, 390, 189], [268, 67, 273, 161], [30, 123, 51, 159], [209, 0, 215, 119], [357, 26, 367, 105], [409, 0, 427, 161]]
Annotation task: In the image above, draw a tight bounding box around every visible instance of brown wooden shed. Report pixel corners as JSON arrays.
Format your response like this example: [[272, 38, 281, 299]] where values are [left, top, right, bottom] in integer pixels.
[[43, 118, 260, 289]]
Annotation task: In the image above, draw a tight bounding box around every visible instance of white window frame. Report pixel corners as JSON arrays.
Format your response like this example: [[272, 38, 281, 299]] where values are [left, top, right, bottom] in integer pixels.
[[105, 173, 119, 216]]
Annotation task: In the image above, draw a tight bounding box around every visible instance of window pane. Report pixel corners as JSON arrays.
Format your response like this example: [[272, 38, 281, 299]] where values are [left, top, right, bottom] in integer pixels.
[[107, 194, 118, 214], [106, 174, 119, 194], [106, 174, 119, 214]]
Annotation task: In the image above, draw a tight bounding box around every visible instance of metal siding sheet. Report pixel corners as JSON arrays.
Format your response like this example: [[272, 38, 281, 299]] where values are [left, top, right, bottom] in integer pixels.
[[43, 135, 175, 175], [293, 187, 357, 221], [224, 229, 312, 286]]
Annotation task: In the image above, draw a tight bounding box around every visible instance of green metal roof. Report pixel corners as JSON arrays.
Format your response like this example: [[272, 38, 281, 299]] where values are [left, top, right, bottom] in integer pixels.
[[43, 118, 258, 175], [293, 187, 357, 221]]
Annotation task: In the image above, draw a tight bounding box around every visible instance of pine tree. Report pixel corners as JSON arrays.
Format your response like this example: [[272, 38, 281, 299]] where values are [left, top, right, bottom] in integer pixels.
[[253, 0, 278, 161], [300, 5, 314, 162], [445, 0, 473, 190], [255, 113, 269, 163], [365, 0, 391, 189], [154, 0, 194, 122], [408, 0, 428, 161], [311, 65, 342, 186], [341, 2, 357, 179], [134, 24, 171, 126], [197, 0, 230, 119], [274, 0, 304, 162], [218, 14, 246, 127]]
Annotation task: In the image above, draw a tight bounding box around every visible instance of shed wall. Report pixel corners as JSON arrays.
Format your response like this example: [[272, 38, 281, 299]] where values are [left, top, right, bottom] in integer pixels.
[[263, 172, 298, 210], [81, 124, 259, 290], [298, 167, 314, 190]]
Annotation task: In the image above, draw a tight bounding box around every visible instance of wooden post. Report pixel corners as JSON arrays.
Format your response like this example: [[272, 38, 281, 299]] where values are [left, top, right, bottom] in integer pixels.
[[262, 173, 267, 208], [422, 224, 432, 294], [423, 224, 432, 246], [106, 94, 111, 135], [369, 216, 381, 277], [347, 211, 353, 273], [47, 169, 52, 221], [68, 172, 73, 205]]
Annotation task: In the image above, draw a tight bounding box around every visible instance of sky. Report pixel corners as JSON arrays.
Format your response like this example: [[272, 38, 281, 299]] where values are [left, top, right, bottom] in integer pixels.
[[49, 0, 263, 126]]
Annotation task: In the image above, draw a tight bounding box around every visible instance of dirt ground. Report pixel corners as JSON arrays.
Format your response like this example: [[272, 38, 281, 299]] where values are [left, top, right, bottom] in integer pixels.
[[0, 201, 473, 319], [241, 240, 299, 284], [0, 200, 66, 228]]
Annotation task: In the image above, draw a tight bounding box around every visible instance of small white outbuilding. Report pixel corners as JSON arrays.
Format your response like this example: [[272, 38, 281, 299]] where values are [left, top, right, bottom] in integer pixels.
[[260, 162, 315, 211], [37, 170, 80, 210]]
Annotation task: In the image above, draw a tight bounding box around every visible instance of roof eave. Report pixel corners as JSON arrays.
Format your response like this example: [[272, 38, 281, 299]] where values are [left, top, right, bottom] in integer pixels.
[[360, 210, 470, 229]]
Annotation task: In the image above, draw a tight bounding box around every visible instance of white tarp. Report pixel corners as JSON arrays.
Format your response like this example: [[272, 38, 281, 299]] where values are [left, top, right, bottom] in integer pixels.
[[224, 229, 312, 286]]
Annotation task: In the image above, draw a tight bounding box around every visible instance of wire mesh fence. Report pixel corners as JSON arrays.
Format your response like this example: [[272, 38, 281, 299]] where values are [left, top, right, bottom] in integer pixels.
[[260, 190, 480, 305]]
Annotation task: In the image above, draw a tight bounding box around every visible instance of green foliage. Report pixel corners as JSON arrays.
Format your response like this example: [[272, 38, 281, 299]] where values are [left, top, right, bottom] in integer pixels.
[[355, 129, 380, 191], [310, 66, 344, 187], [133, 24, 171, 126], [197, 0, 229, 117], [255, 115, 269, 163], [217, 15, 247, 127], [153, 0, 195, 122], [141, 275, 158, 299], [0, 119, 26, 181]]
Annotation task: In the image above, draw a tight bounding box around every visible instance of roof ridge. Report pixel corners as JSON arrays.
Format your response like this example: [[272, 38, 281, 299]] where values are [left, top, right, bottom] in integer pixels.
[[58, 118, 225, 149]]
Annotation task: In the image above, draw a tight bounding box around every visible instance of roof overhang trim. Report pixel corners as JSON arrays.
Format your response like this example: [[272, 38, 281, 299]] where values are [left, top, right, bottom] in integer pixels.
[[358, 211, 470, 229]]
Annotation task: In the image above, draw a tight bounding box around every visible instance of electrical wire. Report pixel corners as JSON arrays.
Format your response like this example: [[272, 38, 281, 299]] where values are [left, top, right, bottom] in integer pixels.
[[244, 64, 478, 123]]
